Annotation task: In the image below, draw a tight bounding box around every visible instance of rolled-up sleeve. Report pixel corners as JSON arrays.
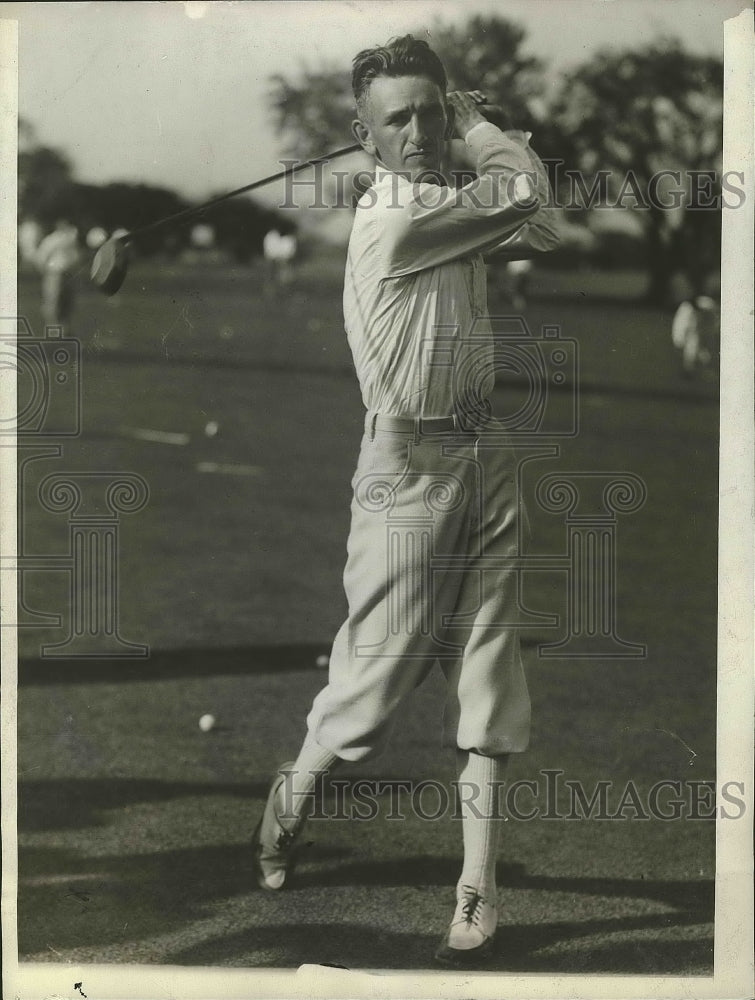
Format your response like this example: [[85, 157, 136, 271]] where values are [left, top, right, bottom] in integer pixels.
[[382, 122, 559, 276]]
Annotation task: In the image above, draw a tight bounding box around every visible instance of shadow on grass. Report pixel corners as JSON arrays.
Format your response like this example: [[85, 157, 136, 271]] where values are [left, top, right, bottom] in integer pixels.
[[18, 777, 268, 831], [294, 856, 714, 916], [18, 644, 330, 685], [163, 917, 712, 974], [18, 834, 713, 974], [18, 839, 347, 957]]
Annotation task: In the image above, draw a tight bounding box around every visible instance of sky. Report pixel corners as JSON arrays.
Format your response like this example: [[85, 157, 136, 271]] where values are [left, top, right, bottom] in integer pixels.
[[3, 0, 744, 203]]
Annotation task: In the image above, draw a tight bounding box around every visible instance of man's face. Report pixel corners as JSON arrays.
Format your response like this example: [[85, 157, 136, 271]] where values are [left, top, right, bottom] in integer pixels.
[[356, 74, 448, 180]]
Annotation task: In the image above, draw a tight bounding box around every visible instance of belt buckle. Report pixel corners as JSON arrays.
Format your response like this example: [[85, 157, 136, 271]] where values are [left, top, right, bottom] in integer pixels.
[[419, 414, 458, 437]]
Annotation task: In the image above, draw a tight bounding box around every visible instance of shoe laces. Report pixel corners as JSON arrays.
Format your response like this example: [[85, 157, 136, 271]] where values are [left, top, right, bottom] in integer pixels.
[[274, 826, 296, 852], [271, 774, 301, 852], [458, 885, 486, 927]]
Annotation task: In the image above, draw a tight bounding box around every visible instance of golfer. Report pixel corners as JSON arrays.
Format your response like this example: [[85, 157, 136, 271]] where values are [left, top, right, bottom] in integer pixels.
[[253, 34, 560, 966], [671, 292, 720, 377], [35, 218, 81, 328]]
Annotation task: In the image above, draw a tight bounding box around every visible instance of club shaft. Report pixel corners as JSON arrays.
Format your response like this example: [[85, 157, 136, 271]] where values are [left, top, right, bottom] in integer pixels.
[[121, 143, 362, 243]]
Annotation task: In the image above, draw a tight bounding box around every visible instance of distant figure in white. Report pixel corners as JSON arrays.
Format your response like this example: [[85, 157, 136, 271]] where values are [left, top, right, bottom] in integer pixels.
[[263, 229, 297, 295], [35, 219, 81, 328], [505, 257, 533, 311], [671, 295, 719, 378]]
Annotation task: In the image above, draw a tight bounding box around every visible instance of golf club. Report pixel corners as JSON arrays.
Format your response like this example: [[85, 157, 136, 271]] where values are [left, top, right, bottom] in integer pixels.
[[90, 94, 505, 297], [90, 143, 362, 295]]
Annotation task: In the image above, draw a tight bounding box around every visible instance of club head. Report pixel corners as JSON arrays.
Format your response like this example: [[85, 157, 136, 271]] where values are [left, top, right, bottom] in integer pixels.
[[90, 237, 130, 296]]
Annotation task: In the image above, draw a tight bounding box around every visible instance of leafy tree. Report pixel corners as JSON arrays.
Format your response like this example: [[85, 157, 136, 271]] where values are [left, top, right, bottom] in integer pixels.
[[267, 21, 723, 300], [199, 197, 291, 263], [68, 182, 285, 259], [268, 16, 546, 160], [18, 140, 75, 225], [552, 40, 723, 301], [269, 67, 353, 160], [67, 182, 191, 254], [429, 16, 545, 130]]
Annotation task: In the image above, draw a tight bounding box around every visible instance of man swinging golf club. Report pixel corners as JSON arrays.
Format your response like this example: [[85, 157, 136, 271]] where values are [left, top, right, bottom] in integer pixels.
[[252, 34, 560, 967]]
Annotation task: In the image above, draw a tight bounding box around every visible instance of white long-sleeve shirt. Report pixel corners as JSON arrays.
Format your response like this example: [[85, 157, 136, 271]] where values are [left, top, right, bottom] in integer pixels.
[[343, 122, 560, 417]]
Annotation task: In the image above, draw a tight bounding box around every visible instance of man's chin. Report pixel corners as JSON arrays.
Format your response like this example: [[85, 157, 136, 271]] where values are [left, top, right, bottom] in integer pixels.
[[405, 157, 443, 181]]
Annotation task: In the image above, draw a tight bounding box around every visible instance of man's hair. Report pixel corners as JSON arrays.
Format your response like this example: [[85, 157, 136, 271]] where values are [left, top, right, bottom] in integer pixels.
[[352, 35, 447, 117]]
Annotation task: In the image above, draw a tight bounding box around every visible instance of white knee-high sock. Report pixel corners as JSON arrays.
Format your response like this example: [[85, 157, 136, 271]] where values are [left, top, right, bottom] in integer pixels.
[[276, 732, 340, 830], [456, 749, 509, 901]]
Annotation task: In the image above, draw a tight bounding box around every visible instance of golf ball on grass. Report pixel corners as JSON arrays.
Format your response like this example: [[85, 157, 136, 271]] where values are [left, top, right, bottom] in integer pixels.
[[199, 713, 216, 732]]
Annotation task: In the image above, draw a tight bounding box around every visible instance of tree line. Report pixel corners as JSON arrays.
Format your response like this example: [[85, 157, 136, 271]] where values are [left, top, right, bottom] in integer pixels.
[[18, 124, 291, 264], [20, 15, 724, 300], [270, 16, 724, 302]]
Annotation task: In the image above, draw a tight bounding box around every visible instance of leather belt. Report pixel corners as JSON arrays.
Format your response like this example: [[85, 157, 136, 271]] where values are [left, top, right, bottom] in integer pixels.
[[365, 412, 479, 437]]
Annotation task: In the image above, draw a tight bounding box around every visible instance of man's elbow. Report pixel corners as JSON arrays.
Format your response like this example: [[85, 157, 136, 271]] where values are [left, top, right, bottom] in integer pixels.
[[508, 171, 540, 212], [513, 168, 562, 251], [535, 217, 562, 252], [506, 172, 561, 239]]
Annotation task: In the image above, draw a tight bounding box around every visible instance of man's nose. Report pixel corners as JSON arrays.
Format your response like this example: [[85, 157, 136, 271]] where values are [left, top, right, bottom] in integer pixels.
[[409, 115, 429, 145]]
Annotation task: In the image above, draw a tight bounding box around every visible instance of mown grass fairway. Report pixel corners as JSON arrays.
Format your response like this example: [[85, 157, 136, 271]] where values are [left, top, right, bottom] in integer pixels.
[[16, 252, 718, 972]]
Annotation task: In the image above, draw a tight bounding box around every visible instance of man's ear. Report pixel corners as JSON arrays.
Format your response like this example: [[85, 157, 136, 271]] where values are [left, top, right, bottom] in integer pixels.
[[352, 119, 376, 157], [444, 104, 455, 140]]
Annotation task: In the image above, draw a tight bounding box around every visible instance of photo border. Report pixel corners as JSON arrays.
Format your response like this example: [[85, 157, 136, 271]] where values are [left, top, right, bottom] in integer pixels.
[[1, 4, 752, 998]]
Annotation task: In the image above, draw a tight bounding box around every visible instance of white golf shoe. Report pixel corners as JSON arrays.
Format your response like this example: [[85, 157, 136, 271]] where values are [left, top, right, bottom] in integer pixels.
[[434, 885, 497, 966], [251, 761, 304, 891]]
